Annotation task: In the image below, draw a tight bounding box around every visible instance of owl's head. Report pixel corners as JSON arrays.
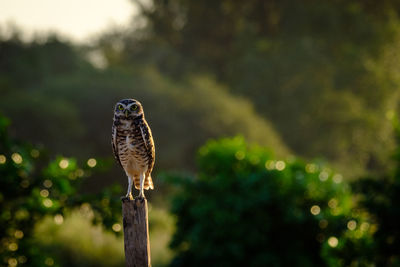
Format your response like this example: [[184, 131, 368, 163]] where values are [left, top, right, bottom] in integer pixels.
[[114, 99, 144, 119]]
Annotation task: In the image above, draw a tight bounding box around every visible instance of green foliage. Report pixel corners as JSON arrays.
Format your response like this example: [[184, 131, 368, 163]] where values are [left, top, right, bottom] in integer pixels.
[[32, 203, 175, 267], [148, 204, 176, 266], [4, 0, 400, 176], [122, 0, 400, 175], [349, 118, 400, 265], [0, 115, 122, 266], [3, 2, 400, 265], [0, 35, 86, 89], [0, 36, 289, 175], [167, 137, 370, 266], [34, 210, 124, 267]]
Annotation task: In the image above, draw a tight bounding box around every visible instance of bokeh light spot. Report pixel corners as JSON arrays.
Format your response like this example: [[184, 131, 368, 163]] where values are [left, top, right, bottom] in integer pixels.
[[333, 174, 343, 184], [59, 159, 69, 169], [275, 161, 286, 171], [8, 258, 17, 267], [360, 222, 370, 231], [14, 230, 24, 239], [8, 242, 18, 251], [87, 158, 97, 167], [43, 199, 53, 208], [328, 198, 338, 209], [76, 169, 85, 177], [0, 154, 6, 164], [11, 153, 23, 164], [319, 171, 329, 181], [305, 163, 317, 173], [310, 205, 321, 215], [347, 220, 357, 231], [265, 160, 275, 170], [43, 180, 53, 188], [112, 223, 122, 232], [40, 189, 49, 198], [328, 236, 339, 247], [54, 214, 64, 225]]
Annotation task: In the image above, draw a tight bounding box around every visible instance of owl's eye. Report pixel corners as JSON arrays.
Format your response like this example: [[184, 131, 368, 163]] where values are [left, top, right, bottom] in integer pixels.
[[130, 105, 138, 111], [118, 105, 124, 111]]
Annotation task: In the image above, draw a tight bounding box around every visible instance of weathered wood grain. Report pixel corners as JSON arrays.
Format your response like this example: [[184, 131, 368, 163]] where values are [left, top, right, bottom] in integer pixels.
[[122, 197, 151, 267]]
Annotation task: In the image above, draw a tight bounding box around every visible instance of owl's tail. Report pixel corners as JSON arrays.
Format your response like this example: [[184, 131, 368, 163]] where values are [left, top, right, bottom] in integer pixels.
[[144, 176, 154, 190], [134, 175, 154, 190]]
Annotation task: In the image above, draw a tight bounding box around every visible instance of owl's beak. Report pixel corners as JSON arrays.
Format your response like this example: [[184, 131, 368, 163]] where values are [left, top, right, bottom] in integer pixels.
[[125, 110, 129, 117]]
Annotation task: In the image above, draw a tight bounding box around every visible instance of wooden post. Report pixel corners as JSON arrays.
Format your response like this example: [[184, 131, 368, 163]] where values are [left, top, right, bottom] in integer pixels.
[[122, 197, 151, 267]]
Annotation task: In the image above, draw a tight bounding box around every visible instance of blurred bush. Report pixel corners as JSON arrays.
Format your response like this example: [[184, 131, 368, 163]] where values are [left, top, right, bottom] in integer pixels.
[[33, 203, 176, 267], [34, 210, 124, 267], [349, 118, 400, 266], [0, 114, 122, 266], [166, 137, 372, 266]]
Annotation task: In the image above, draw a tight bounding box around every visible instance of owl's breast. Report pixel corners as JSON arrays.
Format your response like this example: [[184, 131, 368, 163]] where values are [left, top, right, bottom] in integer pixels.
[[117, 129, 148, 172]]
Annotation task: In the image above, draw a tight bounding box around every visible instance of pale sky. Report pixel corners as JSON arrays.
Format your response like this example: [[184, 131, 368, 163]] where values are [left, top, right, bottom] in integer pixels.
[[0, 0, 137, 42]]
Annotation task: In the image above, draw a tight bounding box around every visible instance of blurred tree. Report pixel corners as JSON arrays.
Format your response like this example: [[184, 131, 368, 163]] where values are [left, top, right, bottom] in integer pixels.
[[0, 34, 87, 88], [0, 35, 91, 155], [166, 137, 371, 266], [0, 36, 289, 185], [0, 114, 122, 266], [122, 0, 400, 176]]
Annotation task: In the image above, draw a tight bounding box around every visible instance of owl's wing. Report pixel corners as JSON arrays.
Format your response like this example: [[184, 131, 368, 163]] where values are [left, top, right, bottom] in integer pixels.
[[139, 120, 155, 174], [111, 124, 122, 167]]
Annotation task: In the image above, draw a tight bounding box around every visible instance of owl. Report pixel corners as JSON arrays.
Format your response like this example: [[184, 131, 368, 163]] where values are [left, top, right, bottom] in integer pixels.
[[112, 99, 155, 199]]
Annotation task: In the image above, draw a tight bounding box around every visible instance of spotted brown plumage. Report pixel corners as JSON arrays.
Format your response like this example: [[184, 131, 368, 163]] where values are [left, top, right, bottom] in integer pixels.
[[112, 99, 155, 199]]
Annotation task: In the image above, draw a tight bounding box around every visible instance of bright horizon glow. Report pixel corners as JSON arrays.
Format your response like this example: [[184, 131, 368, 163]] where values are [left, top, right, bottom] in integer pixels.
[[0, 0, 136, 43]]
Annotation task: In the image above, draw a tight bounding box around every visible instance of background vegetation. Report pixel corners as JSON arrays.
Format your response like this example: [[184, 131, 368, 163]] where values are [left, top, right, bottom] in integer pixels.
[[1, 0, 400, 266]]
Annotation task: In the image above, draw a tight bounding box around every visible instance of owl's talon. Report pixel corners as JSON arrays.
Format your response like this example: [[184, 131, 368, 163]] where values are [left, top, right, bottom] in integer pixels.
[[137, 192, 145, 200], [121, 196, 130, 202], [135, 196, 145, 202]]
